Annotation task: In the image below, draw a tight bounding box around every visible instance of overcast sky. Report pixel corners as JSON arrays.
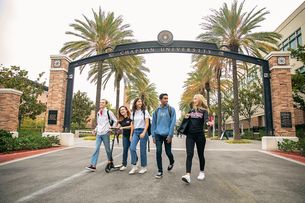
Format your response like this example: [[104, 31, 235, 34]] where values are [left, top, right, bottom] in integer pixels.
[[1, 0, 304, 114]]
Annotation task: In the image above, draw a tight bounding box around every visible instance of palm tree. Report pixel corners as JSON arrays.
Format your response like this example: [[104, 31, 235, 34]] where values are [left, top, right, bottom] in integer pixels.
[[126, 79, 159, 113], [101, 56, 149, 111], [60, 7, 134, 120], [198, 0, 281, 139], [180, 58, 213, 114]]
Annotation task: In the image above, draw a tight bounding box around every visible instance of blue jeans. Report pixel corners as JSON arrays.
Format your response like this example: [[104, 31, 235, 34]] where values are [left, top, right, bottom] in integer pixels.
[[122, 136, 131, 166], [90, 133, 112, 166], [130, 128, 148, 167]]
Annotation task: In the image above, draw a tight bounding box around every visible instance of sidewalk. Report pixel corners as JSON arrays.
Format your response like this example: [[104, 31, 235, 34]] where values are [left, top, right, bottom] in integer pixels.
[[1, 137, 304, 203]]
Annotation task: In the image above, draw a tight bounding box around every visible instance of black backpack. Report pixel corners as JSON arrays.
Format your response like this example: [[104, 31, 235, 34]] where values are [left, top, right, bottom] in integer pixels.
[[133, 110, 151, 136], [107, 110, 114, 126]]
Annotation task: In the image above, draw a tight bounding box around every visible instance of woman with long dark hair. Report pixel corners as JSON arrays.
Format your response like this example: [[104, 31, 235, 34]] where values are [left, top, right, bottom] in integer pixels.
[[129, 98, 150, 175], [181, 94, 210, 184], [116, 106, 132, 171]]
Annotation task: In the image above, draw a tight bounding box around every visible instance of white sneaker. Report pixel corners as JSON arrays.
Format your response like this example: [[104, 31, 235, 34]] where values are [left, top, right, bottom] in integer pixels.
[[138, 167, 147, 174], [129, 165, 138, 175], [197, 171, 205, 180], [120, 165, 127, 171], [182, 174, 191, 184]]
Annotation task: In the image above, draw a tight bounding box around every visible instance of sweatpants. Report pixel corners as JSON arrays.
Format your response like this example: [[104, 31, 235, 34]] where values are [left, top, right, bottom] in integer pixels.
[[185, 132, 206, 173]]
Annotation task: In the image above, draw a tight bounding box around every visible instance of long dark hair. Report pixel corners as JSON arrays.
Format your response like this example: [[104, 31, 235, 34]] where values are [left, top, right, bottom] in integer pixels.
[[117, 106, 131, 121], [132, 98, 146, 113]]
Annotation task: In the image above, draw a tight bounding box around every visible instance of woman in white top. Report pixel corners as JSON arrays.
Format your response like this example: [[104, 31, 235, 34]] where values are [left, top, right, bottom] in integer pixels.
[[129, 98, 150, 174]]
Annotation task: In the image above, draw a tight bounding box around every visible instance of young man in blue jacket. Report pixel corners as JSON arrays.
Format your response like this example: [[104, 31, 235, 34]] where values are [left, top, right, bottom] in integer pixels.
[[151, 93, 176, 179]]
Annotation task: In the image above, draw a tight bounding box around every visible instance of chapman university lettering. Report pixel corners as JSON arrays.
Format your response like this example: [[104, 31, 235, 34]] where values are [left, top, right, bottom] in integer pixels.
[[118, 47, 224, 56]]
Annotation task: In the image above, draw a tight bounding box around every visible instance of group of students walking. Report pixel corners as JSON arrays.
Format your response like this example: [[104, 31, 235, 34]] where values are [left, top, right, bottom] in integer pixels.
[[85, 93, 210, 184]]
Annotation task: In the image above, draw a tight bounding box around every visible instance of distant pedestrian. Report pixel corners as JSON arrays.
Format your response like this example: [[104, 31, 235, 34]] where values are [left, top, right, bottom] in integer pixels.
[[129, 98, 150, 175], [181, 94, 211, 184], [116, 106, 132, 171], [85, 99, 117, 172], [151, 93, 176, 179]]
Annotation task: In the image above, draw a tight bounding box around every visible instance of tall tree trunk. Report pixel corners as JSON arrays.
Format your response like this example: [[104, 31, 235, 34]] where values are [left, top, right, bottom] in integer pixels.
[[95, 61, 103, 123], [217, 69, 222, 137], [231, 46, 241, 140], [123, 83, 130, 108], [115, 76, 121, 112]]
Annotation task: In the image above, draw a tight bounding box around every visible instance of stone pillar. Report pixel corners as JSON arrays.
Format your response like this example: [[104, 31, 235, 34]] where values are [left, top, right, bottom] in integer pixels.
[[265, 51, 296, 137], [45, 55, 71, 132], [0, 88, 22, 137], [262, 52, 298, 150]]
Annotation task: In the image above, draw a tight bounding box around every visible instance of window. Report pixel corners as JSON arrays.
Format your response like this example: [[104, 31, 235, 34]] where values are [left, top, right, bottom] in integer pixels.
[[279, 28, 302, 51]]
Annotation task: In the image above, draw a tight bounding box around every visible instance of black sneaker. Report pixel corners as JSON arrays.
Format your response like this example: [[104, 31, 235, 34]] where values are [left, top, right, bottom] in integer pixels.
[[167, 163, 174, 171], [85, 165, 96, 172], [155, 172, 163, 179]]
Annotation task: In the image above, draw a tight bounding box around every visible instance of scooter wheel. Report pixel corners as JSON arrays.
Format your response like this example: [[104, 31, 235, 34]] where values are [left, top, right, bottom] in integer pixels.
[[105, 167, 110, 173]]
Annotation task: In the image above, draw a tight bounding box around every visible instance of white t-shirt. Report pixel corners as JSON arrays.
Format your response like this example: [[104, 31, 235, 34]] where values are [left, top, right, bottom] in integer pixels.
[[131, 109, 150, 129], [95, 108, 117, 135]]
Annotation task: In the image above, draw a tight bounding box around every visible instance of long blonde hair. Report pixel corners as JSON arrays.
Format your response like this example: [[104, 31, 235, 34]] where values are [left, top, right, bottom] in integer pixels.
[[193, 94, 208, 111]]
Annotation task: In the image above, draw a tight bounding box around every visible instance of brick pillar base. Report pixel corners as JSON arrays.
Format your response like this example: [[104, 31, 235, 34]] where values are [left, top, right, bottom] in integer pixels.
[[45, 55, 71, 132], [0, 88, 22, 136], [265, 51, 296, 136]]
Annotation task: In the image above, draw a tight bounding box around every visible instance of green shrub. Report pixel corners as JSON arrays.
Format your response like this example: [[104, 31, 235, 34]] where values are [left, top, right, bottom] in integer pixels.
[[296, 128, 305, 139], [0, 129, 12, 138], [297, 139, 305, 156], [278, 139, 298, 152], [0, 134, 60, 153], [19, 128, 42, 137]]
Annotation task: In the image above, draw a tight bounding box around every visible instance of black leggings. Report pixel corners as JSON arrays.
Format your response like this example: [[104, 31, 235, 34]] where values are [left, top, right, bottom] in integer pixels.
[[186, 133, 206, 173]]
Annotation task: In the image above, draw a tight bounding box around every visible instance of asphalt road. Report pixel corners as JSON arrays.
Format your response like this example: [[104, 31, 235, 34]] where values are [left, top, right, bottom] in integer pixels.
[[0, 138, 305, 203]]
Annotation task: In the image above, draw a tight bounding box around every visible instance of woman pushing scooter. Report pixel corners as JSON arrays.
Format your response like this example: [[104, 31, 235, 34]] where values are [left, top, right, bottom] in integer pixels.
[[116, 106, 132, 171]]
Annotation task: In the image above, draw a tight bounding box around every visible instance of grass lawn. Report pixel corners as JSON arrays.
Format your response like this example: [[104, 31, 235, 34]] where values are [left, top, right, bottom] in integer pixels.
[[226, 139, 252, 144]]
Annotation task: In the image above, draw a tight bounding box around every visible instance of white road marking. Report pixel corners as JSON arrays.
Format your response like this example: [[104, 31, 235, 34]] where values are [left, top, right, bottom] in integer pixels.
[[0, 147, 74, 166], [258, 150, 305, 167], [15, 153, 122, 203]]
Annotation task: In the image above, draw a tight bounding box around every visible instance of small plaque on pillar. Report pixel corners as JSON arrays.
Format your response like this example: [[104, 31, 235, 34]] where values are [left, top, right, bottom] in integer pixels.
[[280, 112, 292, 128], [48, 110, 58, 125]]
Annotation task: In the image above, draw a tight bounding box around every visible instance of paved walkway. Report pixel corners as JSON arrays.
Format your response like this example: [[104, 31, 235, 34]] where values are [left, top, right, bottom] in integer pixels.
[[0, 137, 304, 203]]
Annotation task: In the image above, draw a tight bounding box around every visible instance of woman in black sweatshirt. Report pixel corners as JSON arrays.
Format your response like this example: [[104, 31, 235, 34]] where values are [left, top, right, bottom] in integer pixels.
[[182, 94, 210, 184]]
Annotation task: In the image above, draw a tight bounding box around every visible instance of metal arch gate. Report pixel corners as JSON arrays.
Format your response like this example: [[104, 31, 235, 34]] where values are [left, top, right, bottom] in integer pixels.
[[63, 31, 274, 136]]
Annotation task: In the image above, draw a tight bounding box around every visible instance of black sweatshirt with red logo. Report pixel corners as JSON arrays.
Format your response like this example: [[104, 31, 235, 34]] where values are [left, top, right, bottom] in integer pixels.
[[187, 108, 208, 134]]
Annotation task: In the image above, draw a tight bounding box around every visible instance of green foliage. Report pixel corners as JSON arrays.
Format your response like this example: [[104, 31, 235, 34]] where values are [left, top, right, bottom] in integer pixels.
[[60, 7, 135, 118], [0, 129, 12, 138], [83, 136, 96, 141], [290, 45, 305, 63], [0, 65, 47, 126], [291, 71, 305, 111], [278, 139, 298, 152], [0, 134, 59, 153], [239, 81, 263, 127], [290, 46, 305, 111], [296, 124, 305, 139], [226, 139, 251, 144], [297, 139, 305, 156], [126, 79, 159, 113], [241, 131, 263, 140], [19, 128, 42, 137], [72, 91, 94, 129]]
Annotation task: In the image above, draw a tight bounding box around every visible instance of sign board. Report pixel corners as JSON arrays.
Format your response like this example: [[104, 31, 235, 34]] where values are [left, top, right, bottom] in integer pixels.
[[280, 112, 292, 128], [48, 110, 58, 125]]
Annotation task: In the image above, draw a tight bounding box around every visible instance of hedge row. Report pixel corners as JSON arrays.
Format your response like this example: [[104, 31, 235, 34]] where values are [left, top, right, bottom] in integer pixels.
[[0, 129, 60, 153]]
